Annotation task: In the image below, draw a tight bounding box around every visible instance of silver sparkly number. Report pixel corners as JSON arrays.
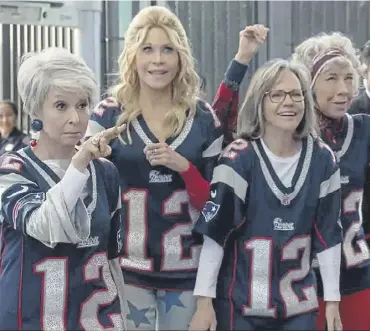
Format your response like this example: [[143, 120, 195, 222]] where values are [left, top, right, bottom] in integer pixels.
[[243, 239, 276, 317], [120, 189, 200, 272], [80, 253, 123, 330], [279, 236, 317, 317], [242, 237, 317, 318], [34, 254, 122, 331], [34, 258, 68, 330], [120, 190, 154, 271], [342, 190, 369, 267], [161, 190, 200, 271]]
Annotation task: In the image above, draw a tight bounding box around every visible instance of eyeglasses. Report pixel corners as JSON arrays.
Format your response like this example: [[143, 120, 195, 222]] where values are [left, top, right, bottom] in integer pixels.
[[265, 90, 305, 103]]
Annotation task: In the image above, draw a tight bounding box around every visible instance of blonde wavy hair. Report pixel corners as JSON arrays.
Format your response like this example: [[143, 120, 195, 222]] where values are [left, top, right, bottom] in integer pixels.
[[110, 6, 199, 143], [292, 32, 361, 94]]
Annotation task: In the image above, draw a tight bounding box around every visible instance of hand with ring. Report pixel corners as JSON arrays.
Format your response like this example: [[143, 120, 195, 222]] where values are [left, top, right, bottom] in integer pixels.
[[72, 123, 126, 171], [144, 143, 190, 173]]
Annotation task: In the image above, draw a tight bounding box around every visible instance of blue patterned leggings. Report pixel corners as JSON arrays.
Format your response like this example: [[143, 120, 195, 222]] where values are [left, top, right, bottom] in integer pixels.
[[123, 284, 197, 330]]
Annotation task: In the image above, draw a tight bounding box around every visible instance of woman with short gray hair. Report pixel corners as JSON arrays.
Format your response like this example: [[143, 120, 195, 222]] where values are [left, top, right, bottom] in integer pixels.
[[190, 59, 342, 331], [0, 47, 126, 330]]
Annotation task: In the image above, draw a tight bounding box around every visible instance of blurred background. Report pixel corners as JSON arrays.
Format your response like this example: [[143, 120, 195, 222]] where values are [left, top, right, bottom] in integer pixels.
[[0, 0, 369, 133]]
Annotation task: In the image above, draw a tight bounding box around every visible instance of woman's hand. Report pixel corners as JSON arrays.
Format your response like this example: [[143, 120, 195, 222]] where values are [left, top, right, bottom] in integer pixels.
[[73, 124, 126, 171], [325, 301, 342, 331], [144, 143, 189, 173], [94, 97, 119, 111], [189, 297, 217, 331], [234, 24, 269, 64]]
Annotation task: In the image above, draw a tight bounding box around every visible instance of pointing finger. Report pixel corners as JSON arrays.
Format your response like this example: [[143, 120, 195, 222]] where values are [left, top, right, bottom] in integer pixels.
[[103, 123, 126, 140]]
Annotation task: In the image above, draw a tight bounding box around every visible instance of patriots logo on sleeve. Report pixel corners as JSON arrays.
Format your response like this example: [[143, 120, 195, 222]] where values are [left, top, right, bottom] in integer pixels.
[[12, 192, 45, 229], [201, 201, 220, 223]]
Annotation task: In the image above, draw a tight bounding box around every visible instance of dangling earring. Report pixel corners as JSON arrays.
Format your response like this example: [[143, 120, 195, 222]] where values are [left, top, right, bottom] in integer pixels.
[[30, 119, 43, 147]]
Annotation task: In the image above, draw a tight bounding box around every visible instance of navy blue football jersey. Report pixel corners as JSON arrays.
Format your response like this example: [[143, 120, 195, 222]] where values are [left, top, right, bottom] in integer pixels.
[[88, 100, 223, 290], [320, 113, 370, 295], [0, 147, 124, 330], [194, 136, 342, 321]]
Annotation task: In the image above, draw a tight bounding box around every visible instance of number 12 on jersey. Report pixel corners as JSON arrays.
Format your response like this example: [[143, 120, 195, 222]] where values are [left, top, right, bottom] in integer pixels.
[[120, 189, 201, 272], [342, 190, 369, 268], [243, 237, 318, 318]]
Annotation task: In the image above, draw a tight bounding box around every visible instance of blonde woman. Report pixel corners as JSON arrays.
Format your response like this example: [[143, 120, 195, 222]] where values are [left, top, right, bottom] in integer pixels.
[[95, 24, 268, 149], [189, 59, 342, 331], [86, 6, 223, 330], [293, 32, 370, 331]]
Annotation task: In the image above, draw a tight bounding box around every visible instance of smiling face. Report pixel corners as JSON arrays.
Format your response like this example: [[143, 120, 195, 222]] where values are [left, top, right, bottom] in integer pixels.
[[262, 69, 305, 135], [39, 88, 89, 148], [313, 60, 355, 119], [135, 27, 179, 92]]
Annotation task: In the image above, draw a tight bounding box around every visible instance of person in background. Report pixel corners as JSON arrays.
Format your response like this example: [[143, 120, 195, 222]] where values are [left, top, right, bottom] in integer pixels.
[[0, 100, 29, 155], [349, 40, 370, 116], [348, 40, 370, 246]]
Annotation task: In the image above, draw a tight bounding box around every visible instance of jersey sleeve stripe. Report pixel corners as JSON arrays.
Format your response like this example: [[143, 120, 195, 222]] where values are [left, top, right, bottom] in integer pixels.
[[85, 120, 106, 137], [319, 169, 340, 198], [14, 192, 45, 231], [211, 164, 248, 201], [313, 222, 329, 249], [202, 135, 223, 158], [111, 190, 121, 217]]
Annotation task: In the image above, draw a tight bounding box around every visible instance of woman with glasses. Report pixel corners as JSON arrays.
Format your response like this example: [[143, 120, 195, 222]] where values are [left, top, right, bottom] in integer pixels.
[[189, 59, 342, 331]]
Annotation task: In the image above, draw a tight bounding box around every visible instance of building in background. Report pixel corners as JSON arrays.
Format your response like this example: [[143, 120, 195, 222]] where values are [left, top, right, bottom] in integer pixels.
[[0, 0, 101, 132], [0, 0, 370, 132]]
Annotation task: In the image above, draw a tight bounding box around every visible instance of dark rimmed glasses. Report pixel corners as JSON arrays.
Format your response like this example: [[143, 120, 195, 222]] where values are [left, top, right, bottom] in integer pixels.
[[264, 89, 306, 103]]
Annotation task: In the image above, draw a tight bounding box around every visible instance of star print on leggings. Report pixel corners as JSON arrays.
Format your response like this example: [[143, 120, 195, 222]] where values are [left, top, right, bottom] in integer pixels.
[[127, 301, 151, 328], [158, 291, 185, 313]]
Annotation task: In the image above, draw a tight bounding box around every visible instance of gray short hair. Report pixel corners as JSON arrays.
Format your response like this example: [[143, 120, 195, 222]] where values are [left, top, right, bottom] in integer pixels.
[[17, 47, 99, 118], [237, 59, 317, 140], [292, 32, 361, 92]]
